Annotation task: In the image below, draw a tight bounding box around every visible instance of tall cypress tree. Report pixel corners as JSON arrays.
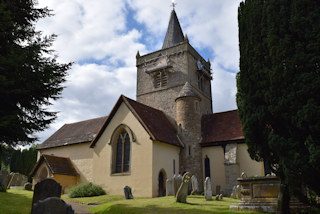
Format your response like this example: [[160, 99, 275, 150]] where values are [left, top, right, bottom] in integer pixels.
[[0, 0, 71, 146], [237, 0, 320, 211]]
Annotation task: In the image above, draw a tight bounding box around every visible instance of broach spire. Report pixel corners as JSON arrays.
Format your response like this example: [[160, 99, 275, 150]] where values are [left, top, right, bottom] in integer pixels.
[[162, 3, 184, 49]]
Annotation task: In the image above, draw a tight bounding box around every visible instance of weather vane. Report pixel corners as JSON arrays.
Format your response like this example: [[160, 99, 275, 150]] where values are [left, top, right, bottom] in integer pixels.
[[171, 0, 176, 9]]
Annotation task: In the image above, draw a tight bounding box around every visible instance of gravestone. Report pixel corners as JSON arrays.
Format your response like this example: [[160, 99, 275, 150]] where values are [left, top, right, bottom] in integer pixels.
[[176, 172, 192, 203], [173, 174, 182, 196], [33, 197, 74, 214], [24, 182, 33, 191], [219, 194, 223, 200], [0, 169, 9, 191], [31, 178, 62, 214], [191, 175, 200, 195], [231, 184, 241, 199], [204, 177, 212, 201], [215, 194, 219, 200], [166, 178, 174, 196], [123, 185, 134, 199], [241, 172, 247, 178], [7, 173, 28, 188]]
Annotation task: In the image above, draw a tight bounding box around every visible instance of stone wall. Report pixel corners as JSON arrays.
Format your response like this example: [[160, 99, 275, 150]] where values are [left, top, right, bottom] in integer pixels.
[[224, 143, 239, 196]]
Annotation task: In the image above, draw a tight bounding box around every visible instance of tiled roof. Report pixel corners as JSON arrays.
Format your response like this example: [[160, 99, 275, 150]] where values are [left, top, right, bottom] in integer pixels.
[[37, 116, 107, 150], [90, 95, 183, 148], [162, 9, 184, 49], [30, 154, 79, 177], [176, 82, 200, 100], [201, 110, 244, 146]]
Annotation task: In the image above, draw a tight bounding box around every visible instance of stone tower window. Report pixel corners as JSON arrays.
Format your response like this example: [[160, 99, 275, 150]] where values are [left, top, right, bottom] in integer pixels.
[[197, 73, 203, 91], [154, 71, 167, 88]]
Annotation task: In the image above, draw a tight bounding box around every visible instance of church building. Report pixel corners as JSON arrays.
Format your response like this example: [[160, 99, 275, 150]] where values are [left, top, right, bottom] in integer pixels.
[[31, 8, 265, 197]]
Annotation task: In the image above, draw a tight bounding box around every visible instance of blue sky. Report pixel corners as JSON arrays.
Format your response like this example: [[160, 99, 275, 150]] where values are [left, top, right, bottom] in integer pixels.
[[35, 0, 243, 144]]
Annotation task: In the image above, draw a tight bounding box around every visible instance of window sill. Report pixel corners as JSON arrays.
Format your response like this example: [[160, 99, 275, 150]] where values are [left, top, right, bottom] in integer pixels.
[[111, 172, 131, 176]]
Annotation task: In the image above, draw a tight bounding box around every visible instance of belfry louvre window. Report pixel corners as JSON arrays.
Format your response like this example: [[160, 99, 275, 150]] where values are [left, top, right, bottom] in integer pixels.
[[154, 71, 167, 88], [115, 130, 130, 173]]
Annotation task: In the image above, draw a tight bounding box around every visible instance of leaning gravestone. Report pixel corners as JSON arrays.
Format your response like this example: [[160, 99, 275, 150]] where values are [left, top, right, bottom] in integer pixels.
[[31, 178, 62, 214], [33, 197, 74, 214], [166, 178, 174, 196], [204, 177, 212, 201], [0, 169, 9, 191], [123, 185, 134, 199], [191, 175, 200, 195], [173, 174, 182, 196], [176, 172, 192, 203]]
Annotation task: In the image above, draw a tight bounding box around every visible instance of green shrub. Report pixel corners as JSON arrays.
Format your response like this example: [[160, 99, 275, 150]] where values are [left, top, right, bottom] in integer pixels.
[[68, 183, 106, 198]]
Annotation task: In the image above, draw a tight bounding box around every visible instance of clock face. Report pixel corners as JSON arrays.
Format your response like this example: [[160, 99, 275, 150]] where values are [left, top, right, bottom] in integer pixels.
[[197, 60, 203, 70]]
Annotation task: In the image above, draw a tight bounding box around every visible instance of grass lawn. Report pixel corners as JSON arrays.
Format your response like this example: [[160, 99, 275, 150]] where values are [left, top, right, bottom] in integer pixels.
[[75, 195, 265, 214], [1, 189, 265, 214], [0, 189, 33, 214]]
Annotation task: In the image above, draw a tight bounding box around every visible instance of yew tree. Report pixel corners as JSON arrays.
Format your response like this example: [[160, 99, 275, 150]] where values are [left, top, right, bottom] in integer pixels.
[[0, 0, 71, 147], [237, 0, 320, 210]]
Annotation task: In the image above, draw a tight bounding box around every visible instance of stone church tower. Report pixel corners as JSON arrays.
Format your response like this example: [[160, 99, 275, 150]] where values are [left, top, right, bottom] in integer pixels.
[[136, 8, 213, 188]]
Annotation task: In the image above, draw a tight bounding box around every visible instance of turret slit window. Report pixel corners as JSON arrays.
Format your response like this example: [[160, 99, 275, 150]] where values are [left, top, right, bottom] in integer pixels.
[[154, 71, 167, 88], [115, 130, 131, 173]]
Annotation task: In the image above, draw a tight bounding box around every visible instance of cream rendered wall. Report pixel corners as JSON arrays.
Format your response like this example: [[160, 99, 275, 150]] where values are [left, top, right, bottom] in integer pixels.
[[202, 146, 226, 195], [54, 174, 78, 194], [92, 102, 153, 197], [237, 143, 264, 176], [152, 141, 180, 197], [39, 142, 93, 183]]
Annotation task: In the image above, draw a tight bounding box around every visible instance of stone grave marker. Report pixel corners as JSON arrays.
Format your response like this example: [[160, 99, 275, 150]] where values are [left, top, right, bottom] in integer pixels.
[[123, 185, 134, 199], [173, 174, 182, 196], [24, 182, 32, 191], [204, 177, 212, 201], [33, 197, 74, 214], [31, 178, 62, 214], [191, 175, 200, 195], [166, 178, 174, 196], [7, 172, 28, 188], [176, 172, 192, 203], [0, 169, 8, 191], [241, 172, 247, 178]]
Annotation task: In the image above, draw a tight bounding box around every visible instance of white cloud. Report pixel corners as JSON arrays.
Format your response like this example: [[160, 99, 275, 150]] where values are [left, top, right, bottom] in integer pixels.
[[34, 0, 243, 144]]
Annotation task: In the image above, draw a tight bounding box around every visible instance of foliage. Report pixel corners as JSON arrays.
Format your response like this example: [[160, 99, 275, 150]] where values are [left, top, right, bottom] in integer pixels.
[[68, 183, 106, 198], [0, 0, 71, 147], [0, 144, 37, 181], [237, 0, 320, 209], [0, 189, 33, 213]]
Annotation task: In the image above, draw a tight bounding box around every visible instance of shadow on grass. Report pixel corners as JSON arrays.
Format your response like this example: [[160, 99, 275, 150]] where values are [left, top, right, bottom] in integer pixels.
[[0, 190, 33, 214]]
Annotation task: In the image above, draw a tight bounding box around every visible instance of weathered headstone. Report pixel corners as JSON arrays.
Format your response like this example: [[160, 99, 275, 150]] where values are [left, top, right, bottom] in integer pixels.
[[241, 172, 247, 178], [215, 194, 219, 200], [7, 173, 28, 188], [166, 178, 174, 196], [173, 174, 182, 196], [204, 177, 212, 201], [123, 185, 134, 199], [191, 175, 200, 195], [176, 172, 192, 203], [24, 182, 33, 191], [0, 169, 9, 191], [31, 178, 62, 214], [219, 194, 223, 200], [33, 197, 74, 214]]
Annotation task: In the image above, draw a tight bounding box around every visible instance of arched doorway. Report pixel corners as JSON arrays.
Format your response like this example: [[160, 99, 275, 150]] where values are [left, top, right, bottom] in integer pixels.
[[158, 169, 166, 197]]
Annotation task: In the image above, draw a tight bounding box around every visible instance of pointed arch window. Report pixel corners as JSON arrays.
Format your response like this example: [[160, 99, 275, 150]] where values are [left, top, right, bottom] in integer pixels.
[[114, 130, 131, 173]]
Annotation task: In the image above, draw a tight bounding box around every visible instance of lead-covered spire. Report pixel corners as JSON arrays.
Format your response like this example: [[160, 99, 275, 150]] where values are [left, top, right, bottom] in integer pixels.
[[162, 9, 184, 49]]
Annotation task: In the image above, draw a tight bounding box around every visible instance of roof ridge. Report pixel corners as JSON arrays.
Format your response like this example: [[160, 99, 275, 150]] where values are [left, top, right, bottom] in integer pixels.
[[64, 116, 107, 125]]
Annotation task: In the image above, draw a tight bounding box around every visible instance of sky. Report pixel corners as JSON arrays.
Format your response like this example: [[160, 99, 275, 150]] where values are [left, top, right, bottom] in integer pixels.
[[34, 0, 243, 145]]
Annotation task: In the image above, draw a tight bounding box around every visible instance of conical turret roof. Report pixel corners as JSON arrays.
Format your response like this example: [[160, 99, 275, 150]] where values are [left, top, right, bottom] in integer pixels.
[[176, 82, 200, 100], [162, 9, 184, 49]]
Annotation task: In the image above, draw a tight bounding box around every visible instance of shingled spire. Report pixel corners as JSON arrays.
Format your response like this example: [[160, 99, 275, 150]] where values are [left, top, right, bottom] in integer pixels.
[[162, 9, 184, 49]]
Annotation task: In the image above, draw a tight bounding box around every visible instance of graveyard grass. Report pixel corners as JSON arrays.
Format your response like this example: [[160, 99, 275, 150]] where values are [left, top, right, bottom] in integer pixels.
[[0, 189, 264, 214], [0, 189, 33, 214]]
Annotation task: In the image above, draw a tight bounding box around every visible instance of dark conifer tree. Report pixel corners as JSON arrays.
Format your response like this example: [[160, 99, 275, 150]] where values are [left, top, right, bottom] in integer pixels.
[[0, 0, 71, 146], [237, 0, 320, 212]]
